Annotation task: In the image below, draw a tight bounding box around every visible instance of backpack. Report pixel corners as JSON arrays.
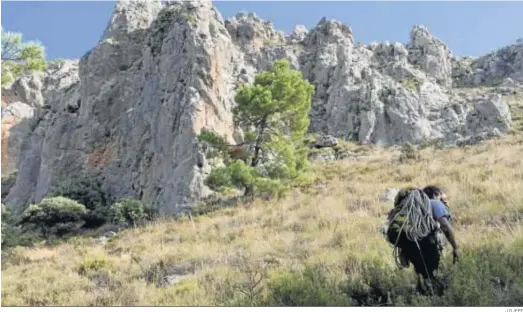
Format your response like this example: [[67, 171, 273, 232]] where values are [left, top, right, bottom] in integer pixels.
[[386, 187, 439, 244]]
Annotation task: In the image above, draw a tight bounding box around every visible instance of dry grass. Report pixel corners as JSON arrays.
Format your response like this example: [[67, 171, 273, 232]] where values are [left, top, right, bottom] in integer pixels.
[[2, 134, 523, 306]]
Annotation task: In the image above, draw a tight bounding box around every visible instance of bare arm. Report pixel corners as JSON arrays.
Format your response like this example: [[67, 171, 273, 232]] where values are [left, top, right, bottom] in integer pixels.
[[439, 216, 461, 263], [438, 216, 458, 250]]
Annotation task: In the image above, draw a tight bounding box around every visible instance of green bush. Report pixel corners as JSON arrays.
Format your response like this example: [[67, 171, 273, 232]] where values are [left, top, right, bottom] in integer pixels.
[[2, 204, 38, 249], [198, 129, 231, 161], [262, 266, 350, 306], [253, 178, 289, 199], [433, 245, 523, 306], [340, 262, 424, 306], [78, 257, 115, 276], [50, 172, 110, 227], [399, 77, 422, 92], [19, 197, 88, 237], [182, 13, 197, 26], [206, 167, 234, 191], [241, 242, 523, 307], [107, 197, 154, 228]]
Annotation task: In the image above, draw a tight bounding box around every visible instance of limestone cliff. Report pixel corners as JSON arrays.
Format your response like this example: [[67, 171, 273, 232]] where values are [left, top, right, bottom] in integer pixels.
[[2, 0, 519, 214]]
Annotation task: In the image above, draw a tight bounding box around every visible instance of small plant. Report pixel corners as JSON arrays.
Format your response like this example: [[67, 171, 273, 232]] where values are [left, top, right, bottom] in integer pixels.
[[183, 13, 197, 26], [235, 260, 269, 304], [418, 138, 433, 150], [399, 77, 422, 92], [78, 257, 114, 276], [399, 143, 420, 163]]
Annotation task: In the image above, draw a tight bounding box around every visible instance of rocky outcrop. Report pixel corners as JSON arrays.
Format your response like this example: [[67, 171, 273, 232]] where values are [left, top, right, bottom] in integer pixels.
[[5, 0, 243, 214], [452, 41, 523, 87], [225, 12, 285, 53], [407, 25, 453, 87], [314, 135, 338, 148], [1, 102, 35, 176], [2, 60, 81, 211], [1, 73, 45, 176], [294, 23, 512, 146], [2, 0, 518, 215], [288, 25, 308, 44]]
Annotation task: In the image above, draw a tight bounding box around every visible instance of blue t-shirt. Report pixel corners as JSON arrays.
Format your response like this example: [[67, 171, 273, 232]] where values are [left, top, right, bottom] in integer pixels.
[[431, 199, 450, 220]]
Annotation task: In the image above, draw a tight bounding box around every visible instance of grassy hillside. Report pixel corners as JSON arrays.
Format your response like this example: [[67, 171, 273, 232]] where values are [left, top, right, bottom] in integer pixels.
[[2, 132, 523, 306]]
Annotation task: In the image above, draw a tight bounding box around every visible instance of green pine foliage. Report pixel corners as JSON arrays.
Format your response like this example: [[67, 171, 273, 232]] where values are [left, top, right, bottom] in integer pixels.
[[198, 59, 315, 198], [1, 27, 46, 87]]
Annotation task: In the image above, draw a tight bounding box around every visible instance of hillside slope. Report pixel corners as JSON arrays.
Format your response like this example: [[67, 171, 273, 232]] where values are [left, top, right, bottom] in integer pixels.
[[1, 0, 522, 216], [2, 134, 522, 306]]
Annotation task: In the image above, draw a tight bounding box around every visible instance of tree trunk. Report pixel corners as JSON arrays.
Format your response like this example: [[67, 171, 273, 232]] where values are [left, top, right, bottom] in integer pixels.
[[251, 116, 267, 168], [244, 184, 254, 197], [245, 116, 268, 197]]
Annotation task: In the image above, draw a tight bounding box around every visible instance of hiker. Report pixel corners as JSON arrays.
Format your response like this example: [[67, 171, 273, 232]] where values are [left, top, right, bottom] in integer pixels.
[[422, 185, 460, 264], [385, 186, 460, 293]]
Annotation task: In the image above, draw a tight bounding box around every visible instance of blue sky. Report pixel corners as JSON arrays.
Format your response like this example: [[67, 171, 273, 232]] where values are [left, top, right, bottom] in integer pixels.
[[2, 1, 523, 60]]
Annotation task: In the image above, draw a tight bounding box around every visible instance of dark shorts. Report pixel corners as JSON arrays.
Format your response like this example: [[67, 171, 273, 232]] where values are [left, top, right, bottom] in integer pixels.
[[387, 229, 441, 279]]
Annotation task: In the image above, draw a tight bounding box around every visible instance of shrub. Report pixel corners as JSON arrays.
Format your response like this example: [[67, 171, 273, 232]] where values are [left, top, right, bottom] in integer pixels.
[[252, 242, 523, 307], [50, 172, 110, 227], [19, 197, 88, 237], [198, 129, 231, 161], [253, 177, 289, 199], [262, 266, 350, 306], [340, 262, 421, 306], [78, 257, 115, 276], [107, 197, 153, 228], [433, 245, 523, 306], [338, 245, 523, 306], [1, 204, 42, 249], [205, 166, 234, 191], [399, 77, 422, 92]]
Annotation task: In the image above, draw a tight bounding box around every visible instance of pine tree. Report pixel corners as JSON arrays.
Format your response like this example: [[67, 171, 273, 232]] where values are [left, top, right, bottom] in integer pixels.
[[199, 59, 315, 198], [1, 27, 46, 87]]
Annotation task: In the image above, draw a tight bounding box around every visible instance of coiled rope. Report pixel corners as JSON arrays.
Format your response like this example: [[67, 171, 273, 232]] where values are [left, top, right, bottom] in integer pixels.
[[389, 188, 437, 242]]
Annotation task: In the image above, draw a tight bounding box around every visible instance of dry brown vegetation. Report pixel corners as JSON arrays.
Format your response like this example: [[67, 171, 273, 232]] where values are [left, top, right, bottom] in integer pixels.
[[2, 131, 523, 306]]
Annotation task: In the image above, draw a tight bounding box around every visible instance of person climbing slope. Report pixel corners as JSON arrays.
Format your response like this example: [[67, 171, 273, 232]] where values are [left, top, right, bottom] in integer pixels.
[[385, 186, 460, 294], [422, 185, 460, 265]]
